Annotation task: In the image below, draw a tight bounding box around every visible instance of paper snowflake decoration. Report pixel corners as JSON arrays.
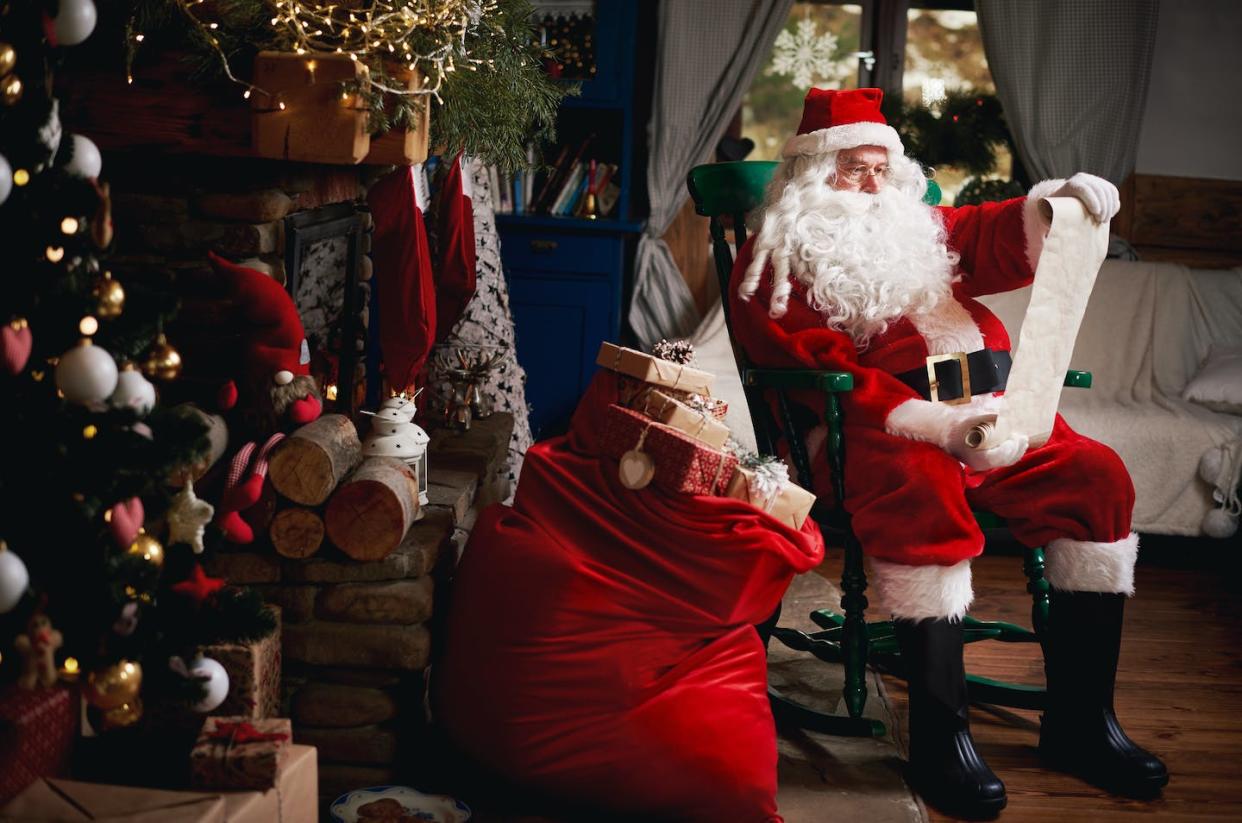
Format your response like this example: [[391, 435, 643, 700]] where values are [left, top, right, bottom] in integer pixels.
[[769, 18, 840, 89]]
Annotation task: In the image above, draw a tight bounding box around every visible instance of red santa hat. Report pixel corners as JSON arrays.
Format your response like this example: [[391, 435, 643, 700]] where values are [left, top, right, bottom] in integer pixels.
[[782, 87, 904, 159], [207, 252, 321, 424]]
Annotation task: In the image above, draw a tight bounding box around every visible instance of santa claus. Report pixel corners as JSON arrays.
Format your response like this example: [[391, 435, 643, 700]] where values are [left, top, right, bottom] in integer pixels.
[[729, 88, 1166, 817]]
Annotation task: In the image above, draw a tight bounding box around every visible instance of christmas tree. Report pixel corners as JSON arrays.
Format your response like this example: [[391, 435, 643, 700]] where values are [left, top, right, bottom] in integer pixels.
[[0, 0, 272, 732]]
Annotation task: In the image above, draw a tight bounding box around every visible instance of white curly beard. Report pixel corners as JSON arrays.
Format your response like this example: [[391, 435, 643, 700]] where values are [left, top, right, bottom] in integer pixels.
[[742, 155, 959, 350]]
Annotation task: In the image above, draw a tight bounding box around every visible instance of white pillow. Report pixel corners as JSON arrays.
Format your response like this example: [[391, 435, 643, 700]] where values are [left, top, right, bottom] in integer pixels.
[[1183, 345, 1242, 414]]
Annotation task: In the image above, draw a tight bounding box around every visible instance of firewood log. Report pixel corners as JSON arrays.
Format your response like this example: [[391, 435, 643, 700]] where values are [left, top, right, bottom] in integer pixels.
[[269, 506, 325, 558], [324, 457, 420, 561], [268, 414, 362, 505]]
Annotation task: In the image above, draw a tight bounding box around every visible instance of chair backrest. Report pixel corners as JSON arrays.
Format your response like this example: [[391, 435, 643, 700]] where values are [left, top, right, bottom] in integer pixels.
[[686, 161, 780, 333], [686, 161, 782, 458]]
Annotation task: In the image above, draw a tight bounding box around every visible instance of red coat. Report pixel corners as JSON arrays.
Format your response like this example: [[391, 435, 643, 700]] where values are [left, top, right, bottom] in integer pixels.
[[729, 196, 1038, 442], [727, 193, 1134, 619]]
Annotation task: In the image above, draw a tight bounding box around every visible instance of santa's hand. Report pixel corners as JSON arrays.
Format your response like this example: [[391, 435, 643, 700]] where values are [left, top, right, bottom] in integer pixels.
[[1052, 173, 1120, 224], [941, 414, 1029, 471]]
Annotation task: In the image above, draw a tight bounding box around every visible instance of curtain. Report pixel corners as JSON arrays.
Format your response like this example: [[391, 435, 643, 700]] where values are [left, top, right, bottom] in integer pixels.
[[628, 0, 794, 350], [977, 0, 1160, 185]]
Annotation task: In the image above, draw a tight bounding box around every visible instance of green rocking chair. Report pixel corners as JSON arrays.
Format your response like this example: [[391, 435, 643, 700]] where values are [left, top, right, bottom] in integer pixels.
[[687, 160, 1093, 738]]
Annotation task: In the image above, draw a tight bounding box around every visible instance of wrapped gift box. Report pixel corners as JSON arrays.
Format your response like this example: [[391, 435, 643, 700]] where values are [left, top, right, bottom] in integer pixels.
[[220, 744, 316, 823], [0, 685, 77, 804], [596, 342, 715, 396], [724, 466, 816, 530], [190, 717, 291, 791], [201, 606, 281, 719], [600, 405, 737, 496], [0, 779, 225, 821], [1, 746, 318, 823], [632, 389, 731, 449]]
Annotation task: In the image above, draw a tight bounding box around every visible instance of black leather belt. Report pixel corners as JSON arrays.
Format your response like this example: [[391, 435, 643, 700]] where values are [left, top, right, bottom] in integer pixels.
[[894, 349, 1012, 404]]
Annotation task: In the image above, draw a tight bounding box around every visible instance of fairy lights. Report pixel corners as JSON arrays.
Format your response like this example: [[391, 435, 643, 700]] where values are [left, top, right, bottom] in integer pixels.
[[159, 0, 499, 103]]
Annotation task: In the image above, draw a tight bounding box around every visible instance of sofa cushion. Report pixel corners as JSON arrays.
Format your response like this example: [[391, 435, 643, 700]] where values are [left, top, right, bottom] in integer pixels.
[[1183, 344, 1242, 415]]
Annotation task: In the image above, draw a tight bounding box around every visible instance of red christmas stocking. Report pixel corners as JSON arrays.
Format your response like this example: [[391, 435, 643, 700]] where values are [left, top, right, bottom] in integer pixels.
[[367, 164, 436, 392], [434, 152, 478, 345]]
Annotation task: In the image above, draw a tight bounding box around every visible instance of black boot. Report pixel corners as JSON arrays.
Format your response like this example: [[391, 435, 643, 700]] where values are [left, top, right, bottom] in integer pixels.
[[894, 618, 1007, 819], [1039, 590, 1169, 796]]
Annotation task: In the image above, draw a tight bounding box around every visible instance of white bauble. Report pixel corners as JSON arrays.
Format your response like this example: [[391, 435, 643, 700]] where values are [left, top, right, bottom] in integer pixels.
[[0, 153, 11, 207], [189, 656, 230, 713], [109, 367, 156, 415], [50, 0, 97, 46], [64, 134, 102, 179], [0, 543, 30, 613], [56, 339, 118, 404]]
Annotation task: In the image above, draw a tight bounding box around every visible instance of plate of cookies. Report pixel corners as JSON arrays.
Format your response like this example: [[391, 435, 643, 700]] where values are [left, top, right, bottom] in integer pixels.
[[329, 786, 472, 823]]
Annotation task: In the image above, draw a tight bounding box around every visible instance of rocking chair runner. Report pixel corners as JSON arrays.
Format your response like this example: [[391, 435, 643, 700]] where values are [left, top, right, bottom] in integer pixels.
[[688, 160, 1093, 738]]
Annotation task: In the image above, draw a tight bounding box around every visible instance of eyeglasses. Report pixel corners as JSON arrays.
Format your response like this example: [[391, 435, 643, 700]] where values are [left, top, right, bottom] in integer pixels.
[[836, 163, 891, 183]]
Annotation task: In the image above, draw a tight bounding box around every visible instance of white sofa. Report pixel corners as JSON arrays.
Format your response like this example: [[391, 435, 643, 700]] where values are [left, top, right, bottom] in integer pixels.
[[981, 261, 1242, 536]]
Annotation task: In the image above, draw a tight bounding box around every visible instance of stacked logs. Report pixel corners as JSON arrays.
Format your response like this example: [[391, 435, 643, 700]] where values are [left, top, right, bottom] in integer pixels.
[[266, 415, 421, 561]]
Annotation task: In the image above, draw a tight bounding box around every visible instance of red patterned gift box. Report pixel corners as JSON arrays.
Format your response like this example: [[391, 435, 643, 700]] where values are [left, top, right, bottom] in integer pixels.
[[599, 404, 738, 496], [190, 716, 292, 791], [0, 684, 77, 804]]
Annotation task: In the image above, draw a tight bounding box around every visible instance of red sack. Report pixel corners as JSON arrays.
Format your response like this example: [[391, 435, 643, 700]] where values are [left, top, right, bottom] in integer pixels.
[[434, 370, 824, 822]]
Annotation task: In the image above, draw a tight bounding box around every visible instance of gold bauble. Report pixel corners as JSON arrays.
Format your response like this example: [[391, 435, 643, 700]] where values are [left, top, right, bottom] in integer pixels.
[[142, 334, 182, 381], [85, 660, 143, 710], [0, 73, 21, 106], [93, 273, 125, 318], [0, 43, 15, 77], [99, 697, 143, 731], [126, 532, 164, 567]]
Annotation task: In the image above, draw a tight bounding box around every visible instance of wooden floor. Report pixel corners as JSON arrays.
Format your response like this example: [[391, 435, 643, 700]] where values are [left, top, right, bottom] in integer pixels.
[[817, 536, 1242, 822]]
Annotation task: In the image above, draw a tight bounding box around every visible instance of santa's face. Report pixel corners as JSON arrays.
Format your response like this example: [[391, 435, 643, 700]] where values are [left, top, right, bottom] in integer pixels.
[[831, 146, 890, 194], [739, 147, 960, 348]]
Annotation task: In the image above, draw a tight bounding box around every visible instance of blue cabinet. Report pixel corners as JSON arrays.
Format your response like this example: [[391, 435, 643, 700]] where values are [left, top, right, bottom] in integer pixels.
[[498, 0, 650, 439], [501, 222, 627, 436]]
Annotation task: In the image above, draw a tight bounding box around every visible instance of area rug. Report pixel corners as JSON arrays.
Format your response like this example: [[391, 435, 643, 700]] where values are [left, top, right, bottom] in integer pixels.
[[771, 571, 926, 823]]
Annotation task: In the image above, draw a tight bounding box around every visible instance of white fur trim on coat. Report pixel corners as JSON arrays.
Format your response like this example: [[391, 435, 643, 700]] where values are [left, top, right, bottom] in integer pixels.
[[783, 122, 904, 159], [884, 393, 1004, 446], [1045, 532, 1139, 595], [870, 557, 974, 621], [1023, 179, 1063, 273]]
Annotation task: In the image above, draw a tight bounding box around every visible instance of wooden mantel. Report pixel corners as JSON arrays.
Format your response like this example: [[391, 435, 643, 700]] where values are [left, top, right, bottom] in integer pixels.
[[59, 54, 254, 159]]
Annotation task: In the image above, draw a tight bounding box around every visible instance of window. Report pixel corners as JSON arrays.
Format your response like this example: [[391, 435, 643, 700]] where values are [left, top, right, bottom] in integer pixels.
[[741, 3, 864, 161], [902, 4, 1012, 203], [737, 2, 1015, 204]]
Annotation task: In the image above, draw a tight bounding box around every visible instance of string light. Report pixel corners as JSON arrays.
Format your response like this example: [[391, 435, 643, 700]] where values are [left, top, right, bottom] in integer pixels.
[[79, 316, 99, 335], [159, 0, 498, 104]]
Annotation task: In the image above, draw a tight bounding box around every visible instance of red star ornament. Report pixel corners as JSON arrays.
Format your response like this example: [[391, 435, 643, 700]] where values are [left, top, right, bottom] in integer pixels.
[[172, 565, 225, 604]]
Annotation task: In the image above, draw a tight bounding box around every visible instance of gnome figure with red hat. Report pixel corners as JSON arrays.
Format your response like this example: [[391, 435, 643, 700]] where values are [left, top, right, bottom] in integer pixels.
[[208, 252, 323, 429], [729, 88, 1166, 817]]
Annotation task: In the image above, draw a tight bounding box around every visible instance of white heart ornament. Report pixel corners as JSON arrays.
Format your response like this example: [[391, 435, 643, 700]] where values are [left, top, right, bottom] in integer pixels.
[[618, 450, 654, 490]]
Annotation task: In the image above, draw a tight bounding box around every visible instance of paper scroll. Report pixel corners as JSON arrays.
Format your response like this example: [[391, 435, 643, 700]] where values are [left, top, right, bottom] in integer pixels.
[[966, 197, 1109, 451]]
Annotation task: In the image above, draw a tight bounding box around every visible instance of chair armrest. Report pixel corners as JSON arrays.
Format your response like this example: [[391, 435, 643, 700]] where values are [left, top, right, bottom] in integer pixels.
[[1064, 370, 1092, 389], [743, 368, 854, 393]]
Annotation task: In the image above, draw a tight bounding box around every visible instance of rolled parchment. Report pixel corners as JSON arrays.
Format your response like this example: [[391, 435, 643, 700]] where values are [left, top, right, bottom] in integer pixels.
[[967, 196, 1109, 451]]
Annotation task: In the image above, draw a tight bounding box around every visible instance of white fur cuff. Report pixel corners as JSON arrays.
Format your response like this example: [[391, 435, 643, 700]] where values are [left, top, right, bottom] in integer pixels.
[[870, 558, 974, 621], [782, 122, 904, 159], [1045, 533, 1139, 595], [1023, 179, 1063, 272], [884, 394, 1004, 447]]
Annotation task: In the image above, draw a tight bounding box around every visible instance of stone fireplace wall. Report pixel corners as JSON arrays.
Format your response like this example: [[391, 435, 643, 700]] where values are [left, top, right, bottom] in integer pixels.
[[102, 149, 514, 804]]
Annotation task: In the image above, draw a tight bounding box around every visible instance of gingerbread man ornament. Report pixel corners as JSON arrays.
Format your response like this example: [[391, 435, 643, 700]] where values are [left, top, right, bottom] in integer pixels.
[[14, 613, 63, 689]]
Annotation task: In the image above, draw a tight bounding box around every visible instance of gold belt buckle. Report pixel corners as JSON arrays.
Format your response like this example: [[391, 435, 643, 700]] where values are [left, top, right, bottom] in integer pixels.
[[926, 352, 971, 405]]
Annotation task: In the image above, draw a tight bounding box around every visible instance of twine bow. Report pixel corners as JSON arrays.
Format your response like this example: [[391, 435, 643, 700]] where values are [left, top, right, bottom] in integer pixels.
[[206, 721, 290, 747]]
